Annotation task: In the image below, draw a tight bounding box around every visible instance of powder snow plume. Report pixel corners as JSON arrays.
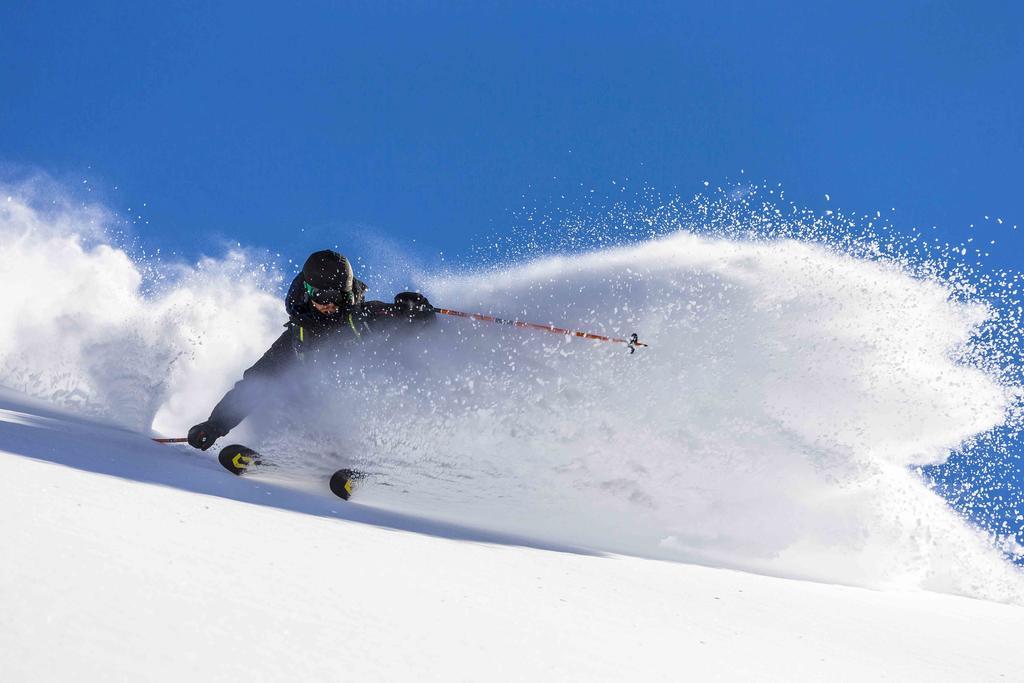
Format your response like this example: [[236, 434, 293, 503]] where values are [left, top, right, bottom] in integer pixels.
[[1, 178, 1023, 602], [0, 181, 284, 432]]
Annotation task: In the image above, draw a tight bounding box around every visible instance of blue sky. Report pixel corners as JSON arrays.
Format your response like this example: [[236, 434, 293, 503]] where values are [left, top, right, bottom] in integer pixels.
[[3, 1, 1022, 272]]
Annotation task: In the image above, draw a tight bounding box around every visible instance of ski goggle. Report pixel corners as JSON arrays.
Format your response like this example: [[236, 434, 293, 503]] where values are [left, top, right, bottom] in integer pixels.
[[304, 281, 354, 306]]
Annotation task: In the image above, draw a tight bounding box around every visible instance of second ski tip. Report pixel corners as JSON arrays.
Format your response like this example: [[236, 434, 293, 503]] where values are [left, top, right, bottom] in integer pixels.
[[329, 468, 362, 500]]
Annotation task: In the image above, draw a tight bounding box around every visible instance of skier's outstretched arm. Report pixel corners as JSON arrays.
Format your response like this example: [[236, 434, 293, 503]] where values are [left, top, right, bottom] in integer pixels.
[[187, 328, 295, 450]]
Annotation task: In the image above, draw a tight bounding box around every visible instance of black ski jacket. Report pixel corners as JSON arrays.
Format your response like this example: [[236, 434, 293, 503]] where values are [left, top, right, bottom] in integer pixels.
[[206, 274, 433, 432]]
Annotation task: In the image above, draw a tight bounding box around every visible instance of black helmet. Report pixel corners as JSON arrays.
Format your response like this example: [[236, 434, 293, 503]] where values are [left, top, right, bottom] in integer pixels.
[[302, 250, 354, 305]]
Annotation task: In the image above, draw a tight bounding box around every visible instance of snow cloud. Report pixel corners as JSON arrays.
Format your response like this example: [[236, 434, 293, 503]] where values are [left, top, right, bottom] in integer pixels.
[[1, 178, 1021, 601]]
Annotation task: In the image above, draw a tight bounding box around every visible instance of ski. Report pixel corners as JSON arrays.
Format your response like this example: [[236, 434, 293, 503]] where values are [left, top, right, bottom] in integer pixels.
[[217, 444, 263, 475], [329, 468, 364, 500], [216, 444, 363, 500]]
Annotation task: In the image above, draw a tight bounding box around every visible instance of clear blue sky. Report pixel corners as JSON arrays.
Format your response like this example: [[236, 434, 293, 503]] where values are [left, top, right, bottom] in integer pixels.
[[3, 1, 1022, 271]]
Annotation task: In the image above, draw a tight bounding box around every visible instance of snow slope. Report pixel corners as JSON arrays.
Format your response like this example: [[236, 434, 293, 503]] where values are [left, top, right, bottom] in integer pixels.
[[2, 390, 1022, 682], [3, 183, 1024, 680]]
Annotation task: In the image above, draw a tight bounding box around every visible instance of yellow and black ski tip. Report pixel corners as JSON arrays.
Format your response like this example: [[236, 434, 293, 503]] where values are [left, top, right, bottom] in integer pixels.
[[329, 468, 364, 500], [218, 444, 261, 476]]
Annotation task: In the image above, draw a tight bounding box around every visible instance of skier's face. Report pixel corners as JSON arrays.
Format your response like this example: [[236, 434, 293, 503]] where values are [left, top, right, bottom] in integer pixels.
[[311, 300, 340, 315]]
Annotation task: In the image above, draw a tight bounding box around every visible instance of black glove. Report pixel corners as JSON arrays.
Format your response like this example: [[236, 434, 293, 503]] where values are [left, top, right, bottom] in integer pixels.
[[394, 292, 435, 320], [187, 420, 227, 451]]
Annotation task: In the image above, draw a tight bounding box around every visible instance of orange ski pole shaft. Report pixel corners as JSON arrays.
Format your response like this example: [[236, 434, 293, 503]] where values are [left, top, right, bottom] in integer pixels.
[[432, 307, 648, 353]]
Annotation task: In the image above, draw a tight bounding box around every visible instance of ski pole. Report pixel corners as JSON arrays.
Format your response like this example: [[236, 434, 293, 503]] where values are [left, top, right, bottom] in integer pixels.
[[152, 437, 189, 444], [431, 307, 648, 353]]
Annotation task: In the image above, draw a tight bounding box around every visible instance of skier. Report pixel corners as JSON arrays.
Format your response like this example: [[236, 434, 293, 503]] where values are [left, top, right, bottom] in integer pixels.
[[186, 249, 434, 451]]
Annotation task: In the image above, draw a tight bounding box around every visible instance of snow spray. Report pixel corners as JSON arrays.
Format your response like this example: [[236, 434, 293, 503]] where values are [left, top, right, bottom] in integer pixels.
[[1, 178, 1022, 602]]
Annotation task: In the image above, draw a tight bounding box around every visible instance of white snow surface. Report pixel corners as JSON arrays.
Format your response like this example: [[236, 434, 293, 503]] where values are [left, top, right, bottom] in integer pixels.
[[1, 389, 1022, 682], [3, 186, 1024, 679]]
